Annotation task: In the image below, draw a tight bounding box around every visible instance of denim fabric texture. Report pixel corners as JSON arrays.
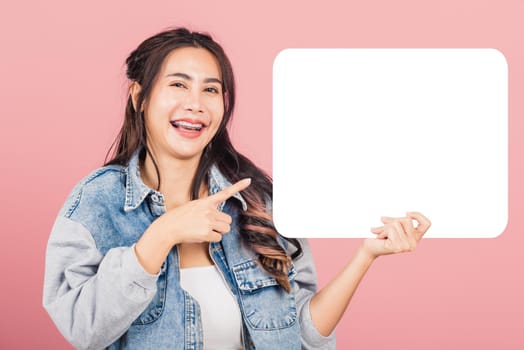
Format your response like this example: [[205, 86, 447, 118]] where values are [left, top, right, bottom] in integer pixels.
[[43, 149, 336, 350]]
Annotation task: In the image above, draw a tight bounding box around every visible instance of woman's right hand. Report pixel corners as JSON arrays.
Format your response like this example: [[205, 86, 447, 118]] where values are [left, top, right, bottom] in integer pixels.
[[152, 178, 251, 245], [135, 178, 251, 274]]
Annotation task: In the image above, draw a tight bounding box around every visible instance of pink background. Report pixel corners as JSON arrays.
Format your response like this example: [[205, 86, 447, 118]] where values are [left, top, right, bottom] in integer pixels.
[[1, 0, 523, 348]]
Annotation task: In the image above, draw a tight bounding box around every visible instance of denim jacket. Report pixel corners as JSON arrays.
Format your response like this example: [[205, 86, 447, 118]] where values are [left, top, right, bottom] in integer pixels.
[[43, 150, 336, 350]]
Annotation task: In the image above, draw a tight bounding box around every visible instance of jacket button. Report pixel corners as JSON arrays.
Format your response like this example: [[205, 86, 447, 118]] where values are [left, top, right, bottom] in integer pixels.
[[151, 194, 159, 202]]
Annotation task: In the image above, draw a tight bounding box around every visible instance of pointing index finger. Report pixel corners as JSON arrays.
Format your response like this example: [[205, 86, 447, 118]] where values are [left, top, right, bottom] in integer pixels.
[[208, 178, 251, 206]]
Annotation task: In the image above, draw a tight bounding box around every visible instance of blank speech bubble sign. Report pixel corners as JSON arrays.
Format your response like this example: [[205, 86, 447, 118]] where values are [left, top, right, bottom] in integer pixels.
[[273, 49, 507, 238]]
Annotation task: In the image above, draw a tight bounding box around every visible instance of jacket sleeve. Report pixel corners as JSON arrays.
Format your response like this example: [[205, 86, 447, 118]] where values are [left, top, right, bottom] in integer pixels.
[[42, 216, 159, 350], [285, 238, 336, 350]]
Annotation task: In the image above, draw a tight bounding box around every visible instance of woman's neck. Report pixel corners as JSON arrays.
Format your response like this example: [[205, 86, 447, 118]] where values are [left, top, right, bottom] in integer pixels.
[[140, 152, 206, 208]]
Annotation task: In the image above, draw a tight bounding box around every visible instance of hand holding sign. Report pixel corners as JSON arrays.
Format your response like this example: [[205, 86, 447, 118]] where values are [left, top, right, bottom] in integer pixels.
[[363, 212, 431, 258]]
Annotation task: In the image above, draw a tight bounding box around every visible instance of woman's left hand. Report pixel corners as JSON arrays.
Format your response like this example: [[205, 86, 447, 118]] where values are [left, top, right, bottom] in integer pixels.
[[309, 211, 431, 336], [362, 211, 431, 259]]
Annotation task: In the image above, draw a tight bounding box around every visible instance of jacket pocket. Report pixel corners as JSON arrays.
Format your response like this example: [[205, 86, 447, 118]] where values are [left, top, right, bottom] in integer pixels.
[[232, 259, 297, 330], [132, 260, 168, 325]]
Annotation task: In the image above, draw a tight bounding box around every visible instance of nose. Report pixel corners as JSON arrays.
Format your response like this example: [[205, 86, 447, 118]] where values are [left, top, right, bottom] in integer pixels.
[[183, 88, 203, 113]]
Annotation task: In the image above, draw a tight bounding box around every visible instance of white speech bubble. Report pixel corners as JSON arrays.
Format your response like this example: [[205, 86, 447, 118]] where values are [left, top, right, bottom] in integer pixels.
[[273, 49, 507, 238]]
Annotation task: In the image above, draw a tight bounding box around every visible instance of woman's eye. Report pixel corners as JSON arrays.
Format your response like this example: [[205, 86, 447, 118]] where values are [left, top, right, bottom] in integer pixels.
[[205, 87, 219, 94], [170, 82, 186, 88]]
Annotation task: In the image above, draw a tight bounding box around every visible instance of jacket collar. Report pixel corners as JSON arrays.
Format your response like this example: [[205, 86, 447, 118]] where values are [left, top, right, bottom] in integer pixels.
[[123, 149, 247, 212]]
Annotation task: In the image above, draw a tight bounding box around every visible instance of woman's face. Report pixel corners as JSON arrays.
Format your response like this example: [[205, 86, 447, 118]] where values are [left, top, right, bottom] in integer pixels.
[[143, 47, 224, 164]]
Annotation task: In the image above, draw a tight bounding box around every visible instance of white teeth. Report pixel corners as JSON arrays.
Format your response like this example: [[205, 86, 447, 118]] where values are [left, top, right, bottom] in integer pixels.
[[172, 120, 204, 130]]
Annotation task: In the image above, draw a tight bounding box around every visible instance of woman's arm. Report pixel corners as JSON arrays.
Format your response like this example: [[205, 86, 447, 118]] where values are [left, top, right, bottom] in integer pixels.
[[134, 178, 251, 274], [309, 242, 374, 336], [44, 178, 250, 349], [309, 212, 431, 336], [43, 216, 160, 350]]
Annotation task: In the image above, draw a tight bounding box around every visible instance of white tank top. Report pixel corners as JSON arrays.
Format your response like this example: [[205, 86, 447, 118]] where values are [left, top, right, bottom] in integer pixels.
[[180, 265, 243, 350]]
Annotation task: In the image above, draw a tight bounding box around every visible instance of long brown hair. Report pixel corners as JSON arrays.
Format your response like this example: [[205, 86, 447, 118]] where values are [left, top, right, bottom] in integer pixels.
[[105, 27, 301, 292]]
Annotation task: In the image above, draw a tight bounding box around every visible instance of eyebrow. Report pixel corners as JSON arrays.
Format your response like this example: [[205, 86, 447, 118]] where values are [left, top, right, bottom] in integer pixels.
[[165, 72, 222, 85]]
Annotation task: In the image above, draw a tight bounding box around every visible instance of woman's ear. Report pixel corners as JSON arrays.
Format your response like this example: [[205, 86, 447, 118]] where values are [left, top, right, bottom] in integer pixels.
[[130, 82, 142, 112]]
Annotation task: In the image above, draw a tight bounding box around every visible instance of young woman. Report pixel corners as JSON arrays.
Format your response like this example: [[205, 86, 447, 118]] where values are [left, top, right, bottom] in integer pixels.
[[43, 27, 430, 350]]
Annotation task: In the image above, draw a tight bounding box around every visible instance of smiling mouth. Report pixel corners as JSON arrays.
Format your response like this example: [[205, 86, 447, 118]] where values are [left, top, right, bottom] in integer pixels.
[[170, 120, 205, 131]]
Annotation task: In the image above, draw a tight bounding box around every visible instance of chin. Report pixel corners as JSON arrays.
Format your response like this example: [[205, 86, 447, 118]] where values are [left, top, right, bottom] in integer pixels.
[[168, 148, 206, 162]]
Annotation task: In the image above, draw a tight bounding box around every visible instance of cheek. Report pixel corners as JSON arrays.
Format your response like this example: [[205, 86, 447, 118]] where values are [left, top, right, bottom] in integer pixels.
[[209, 111, 225, 137], [143, 102, 166, 133], [149, 87, 180, 114], [214, 110, 225, 131], [212, 100, 225, 122], [206, 94, 224, 112]]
